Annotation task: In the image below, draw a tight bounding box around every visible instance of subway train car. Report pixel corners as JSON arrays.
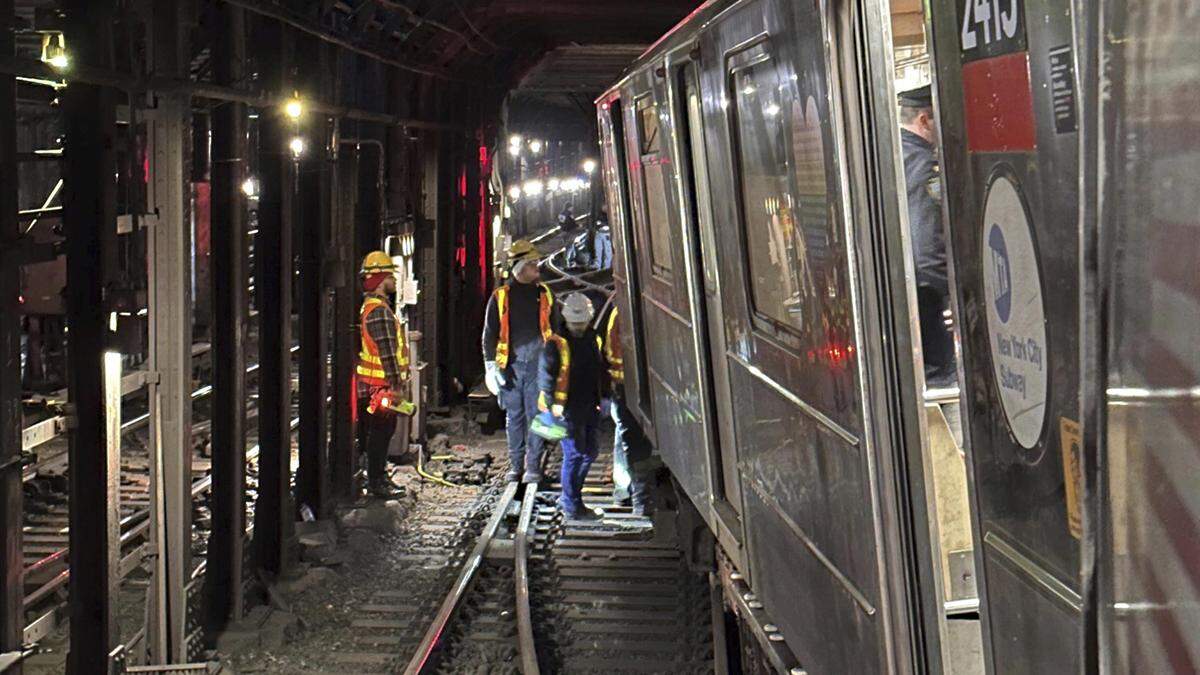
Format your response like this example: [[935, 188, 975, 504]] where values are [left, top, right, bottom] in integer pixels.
[[597, 0, 1200, 673]]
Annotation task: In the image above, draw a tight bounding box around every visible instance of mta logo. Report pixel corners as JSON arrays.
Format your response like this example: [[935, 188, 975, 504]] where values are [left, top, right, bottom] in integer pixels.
[[987, 224, 1012, 323]]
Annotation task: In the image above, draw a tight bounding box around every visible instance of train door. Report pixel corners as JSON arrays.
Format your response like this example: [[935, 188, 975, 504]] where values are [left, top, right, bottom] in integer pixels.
[[670, 56, 746, 559], [926, 0, 1086, 671], [598, 96, 655, 439]]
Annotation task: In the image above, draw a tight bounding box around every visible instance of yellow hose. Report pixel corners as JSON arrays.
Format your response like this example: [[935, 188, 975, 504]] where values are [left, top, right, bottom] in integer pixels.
[[417, 448, 462, 488]]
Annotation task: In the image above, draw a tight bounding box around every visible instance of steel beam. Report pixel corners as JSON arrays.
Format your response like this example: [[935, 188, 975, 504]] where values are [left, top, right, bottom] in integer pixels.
[[145, 0, 195, 662], [0, 1, 23, 670], [296, 37, 331, 516], [329, 137, 360, 501], [203, 2, 248, 634], [253, 18, 294, 577], [62, 0, 121, 670]]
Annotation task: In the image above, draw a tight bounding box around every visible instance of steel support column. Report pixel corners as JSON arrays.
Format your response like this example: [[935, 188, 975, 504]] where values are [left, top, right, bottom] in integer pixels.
[[62, 0, 121, 670], [329, 140, 359, 501], [146, 0, 194, 662], [254, 19, 294, 576], [296, 38, 331, 516], [204, 2, 248, 633], [0, 0, 22, 668]]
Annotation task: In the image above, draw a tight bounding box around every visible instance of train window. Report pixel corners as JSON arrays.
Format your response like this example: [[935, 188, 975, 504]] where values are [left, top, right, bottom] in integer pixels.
[[635, 95, 673, 277], [730, 52, 807, 334]]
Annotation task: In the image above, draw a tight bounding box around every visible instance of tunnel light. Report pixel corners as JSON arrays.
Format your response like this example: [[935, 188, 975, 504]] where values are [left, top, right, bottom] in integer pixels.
[[509, 134, 523, 147], [508, 144, 521, 157], [289, 136, 306, 158], [241, 177, 259, 198], [284, 94, 304, 120], [508, 185, 522, 201], [523, 179, 544, 197], [40, 33, 69, 71], [547, 177, 561, 192], [529, 139, 543, 154], [582, 159, 597, 174]]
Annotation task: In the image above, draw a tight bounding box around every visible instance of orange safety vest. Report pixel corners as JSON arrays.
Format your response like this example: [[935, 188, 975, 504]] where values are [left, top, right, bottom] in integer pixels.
[[357, 296, 410, 388], [495, 283, 554, 369], [539, 333, 603, 412], [604, 306, 624, 385]]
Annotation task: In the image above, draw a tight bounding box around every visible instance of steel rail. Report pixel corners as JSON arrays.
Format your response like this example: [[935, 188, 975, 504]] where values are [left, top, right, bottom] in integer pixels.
[[403, 480, 520, 675], [514, 481, 540, 675]]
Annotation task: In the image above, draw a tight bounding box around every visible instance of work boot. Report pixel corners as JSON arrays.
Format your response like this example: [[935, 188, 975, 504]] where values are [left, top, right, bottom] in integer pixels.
[[369, 482, 398, 499], [631, 503, 649, 518], [504, 469, 521, 483], [611, 492, 632, 508], [566, 507, 603, 523], [521, 470, 542, 484]]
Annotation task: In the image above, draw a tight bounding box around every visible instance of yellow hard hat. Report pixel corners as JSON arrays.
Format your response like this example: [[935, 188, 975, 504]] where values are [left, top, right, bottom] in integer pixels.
[[508, 239, 541, 264], [360, 250, 396, 275]]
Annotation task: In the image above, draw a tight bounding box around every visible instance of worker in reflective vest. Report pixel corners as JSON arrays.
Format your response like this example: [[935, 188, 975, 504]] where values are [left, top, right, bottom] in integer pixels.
[[600, 296, 650, 516], [357, 251, 412, 498], [482, 239, 555, 482], [538, 293, 605, 521]]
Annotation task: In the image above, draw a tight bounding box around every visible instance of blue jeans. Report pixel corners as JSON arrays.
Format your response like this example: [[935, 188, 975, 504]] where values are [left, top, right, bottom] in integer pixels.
[[558, 419, 599, 516], [611, 398, 648, 507], [499, 358, 545, 474]]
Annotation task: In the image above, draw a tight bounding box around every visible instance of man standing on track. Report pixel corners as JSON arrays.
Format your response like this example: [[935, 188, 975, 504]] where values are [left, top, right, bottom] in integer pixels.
[[538, 293, 605, 521], [599, 296, 649, 516], [356, 251, 412, 498], [899, 84, 957, 388], [482, 239, 556, 482]]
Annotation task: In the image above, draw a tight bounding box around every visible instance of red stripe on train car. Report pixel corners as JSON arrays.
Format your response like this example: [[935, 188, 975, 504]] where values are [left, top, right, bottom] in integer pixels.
[[1144, 455, 1200, 594], [962, 51, 1038, 153]]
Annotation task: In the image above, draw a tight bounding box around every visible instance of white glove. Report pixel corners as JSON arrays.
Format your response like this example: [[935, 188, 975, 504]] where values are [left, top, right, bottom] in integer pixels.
[[484, 361, 505, 396]]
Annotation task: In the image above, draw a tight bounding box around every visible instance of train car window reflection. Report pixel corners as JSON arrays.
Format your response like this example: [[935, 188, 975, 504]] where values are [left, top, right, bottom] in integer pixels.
[[685, 77, 718, 296], [636, 95, 674, 277], [731, 58, 808, 333]]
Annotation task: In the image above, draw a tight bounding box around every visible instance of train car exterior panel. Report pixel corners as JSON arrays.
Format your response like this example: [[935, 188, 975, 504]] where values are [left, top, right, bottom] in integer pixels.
[[689, 0, 897, 671]]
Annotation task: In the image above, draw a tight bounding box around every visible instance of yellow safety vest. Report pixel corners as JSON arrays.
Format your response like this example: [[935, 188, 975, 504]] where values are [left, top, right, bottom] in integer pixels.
[[539, 333, 603, 412], [357, 296, 410, 387], [604, 305, 624, 385], [495, 283, 554, 369]]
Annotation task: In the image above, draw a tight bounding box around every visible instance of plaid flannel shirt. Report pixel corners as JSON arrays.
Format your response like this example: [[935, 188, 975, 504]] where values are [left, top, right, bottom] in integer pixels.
[[358, 300, 408, 400]]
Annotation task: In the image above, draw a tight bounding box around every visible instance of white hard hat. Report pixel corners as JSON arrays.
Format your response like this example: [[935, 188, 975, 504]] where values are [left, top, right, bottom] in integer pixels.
[[561, 293, 594, 324]]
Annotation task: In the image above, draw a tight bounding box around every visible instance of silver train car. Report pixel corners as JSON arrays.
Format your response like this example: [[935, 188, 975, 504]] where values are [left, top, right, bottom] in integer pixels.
[[596, 0, 1200, 673]]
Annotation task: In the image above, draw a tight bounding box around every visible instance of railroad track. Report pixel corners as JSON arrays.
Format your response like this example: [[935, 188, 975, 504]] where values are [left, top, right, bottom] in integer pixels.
[[402, 448, 714, 674], [19, 345, 299, 649]]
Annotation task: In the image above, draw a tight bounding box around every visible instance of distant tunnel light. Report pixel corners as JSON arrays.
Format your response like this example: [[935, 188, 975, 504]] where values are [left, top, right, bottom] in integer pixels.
[[523, 179, 544, 196], [284, 95, 304, 120], [548, 177, 561, 192], [40, 33, 69, 70], [508, 144, 521, 157], [241, 177, 259, 198], [508, 185, 522, 201], [529, 139, 543, 154], [289, 136, 306, 158], [582, 159, 597, 174], [509, 134, 523, 147]]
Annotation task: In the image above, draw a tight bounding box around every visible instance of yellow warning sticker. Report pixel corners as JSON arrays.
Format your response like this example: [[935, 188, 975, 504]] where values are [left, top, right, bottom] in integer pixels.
[[1059, 417, 1083, 540]]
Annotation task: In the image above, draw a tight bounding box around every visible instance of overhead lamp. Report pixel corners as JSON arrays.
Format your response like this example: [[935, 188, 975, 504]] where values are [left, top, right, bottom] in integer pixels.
[[40, 33, 69, 71], [524, 179, 544, 196], [241, 177, 259, 197], [509, 134, 523, 147], [284, 94, 304, 120], [529, 139, 543, 154], [289, 136, 306, 158], [582, 159, 597, 174], [508, 185, 522, 201], [508, 144, 521, 157], [547, 177, 561, 192]]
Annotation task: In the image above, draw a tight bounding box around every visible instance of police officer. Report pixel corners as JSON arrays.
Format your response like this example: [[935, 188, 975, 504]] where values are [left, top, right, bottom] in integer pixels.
[[899, 85, 957, 387], [482, 240, 555, 482], [538, 293, 605, 521], [599, 296, 649, 516]]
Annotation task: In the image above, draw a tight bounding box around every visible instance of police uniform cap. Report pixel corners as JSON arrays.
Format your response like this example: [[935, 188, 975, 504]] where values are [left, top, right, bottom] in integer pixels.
[[898, 84, 933, 108]]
